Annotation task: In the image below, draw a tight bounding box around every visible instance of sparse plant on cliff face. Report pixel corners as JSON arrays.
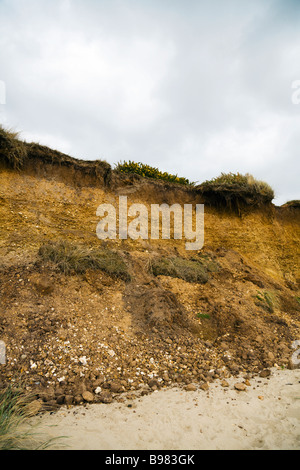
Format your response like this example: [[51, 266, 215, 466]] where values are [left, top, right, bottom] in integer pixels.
[[0, 126, 27, 170], [255, 290, 277, 313], [38, 240, 131, 281], [115, 160, 196, 186], [149, 256, 208, 283], [199, 172, 274, 200], [197, 172, 274, 212]]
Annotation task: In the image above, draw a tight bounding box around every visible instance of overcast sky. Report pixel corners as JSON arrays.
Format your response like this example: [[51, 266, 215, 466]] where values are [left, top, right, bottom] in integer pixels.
[[0, 0, 299, 204]]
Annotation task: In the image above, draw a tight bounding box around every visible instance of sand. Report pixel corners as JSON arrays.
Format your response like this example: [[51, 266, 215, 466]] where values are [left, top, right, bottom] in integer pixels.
[[33, 367, 300, 450]]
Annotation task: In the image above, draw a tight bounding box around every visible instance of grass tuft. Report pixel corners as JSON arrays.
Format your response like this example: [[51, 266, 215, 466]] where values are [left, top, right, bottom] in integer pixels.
[[198, 172, 275, 210], [0, 126, 28, 170], [0, 384, 63, 450], [254, 290, 278, 313], [38, 240, 131, 281], [149, 256, 208, 283]]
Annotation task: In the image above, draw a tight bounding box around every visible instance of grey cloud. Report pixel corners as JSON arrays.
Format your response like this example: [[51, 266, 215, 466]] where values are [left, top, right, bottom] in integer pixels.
[[0, 0, 299, 204]]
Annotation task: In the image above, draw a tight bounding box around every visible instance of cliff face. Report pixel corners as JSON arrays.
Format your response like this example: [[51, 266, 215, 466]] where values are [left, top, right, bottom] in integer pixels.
[[1, 159, 298, 283], [0, 154, 299, 407]]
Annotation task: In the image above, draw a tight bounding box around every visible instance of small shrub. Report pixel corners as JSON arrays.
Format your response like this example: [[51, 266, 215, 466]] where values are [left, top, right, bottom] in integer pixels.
[[38, 240, 131, 281], [198, 172, 275, 210], [196, 313, 210, 319], [115, 160, 195, 186], [149, 256, 208, 283], [255, 290, 277, 313]]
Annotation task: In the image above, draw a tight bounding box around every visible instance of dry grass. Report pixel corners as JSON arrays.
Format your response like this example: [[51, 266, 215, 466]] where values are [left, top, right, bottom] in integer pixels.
[[38, 240, 131, 281], [198, 172, 275, 210], [281, 200, 300, 208], [0, 384, 63, 450], [254, 290, 278, 313], [149, 256, 209, 283], [0, 126, 112, 183], [0, 126, 27, 170]]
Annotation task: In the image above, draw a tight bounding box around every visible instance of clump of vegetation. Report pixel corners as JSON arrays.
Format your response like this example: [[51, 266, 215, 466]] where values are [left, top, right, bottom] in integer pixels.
[[149, 256, 208, 283], [0, 384, 58, 450], [281, 200, 300, 209], [191, 252, 220, 273], [38, 240, 131, 281], [115, 160, 195, 186], [255, 290, 278, 313], [198, 172, 274, 211], [0, 126, 112, 184], [0, 126, 27, 170], [196, 313, 210, 319]]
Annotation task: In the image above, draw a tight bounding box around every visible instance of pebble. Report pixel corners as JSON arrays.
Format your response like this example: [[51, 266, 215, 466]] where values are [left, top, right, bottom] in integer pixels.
[[185, 384, 197, 391], [82, 391, 94, 402], [259, 369, 271, 378], [221, 380, 229, 387], [200, 383, 209, 391], [234, 383, 247, 391]]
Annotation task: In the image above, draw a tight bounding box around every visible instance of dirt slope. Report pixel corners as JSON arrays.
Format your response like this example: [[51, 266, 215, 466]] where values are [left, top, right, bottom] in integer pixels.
[[0, 151, 299, 408]]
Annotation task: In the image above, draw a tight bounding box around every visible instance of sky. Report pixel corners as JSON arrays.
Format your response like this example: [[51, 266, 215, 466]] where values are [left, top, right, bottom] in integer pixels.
[[0, 0, 299, 205]]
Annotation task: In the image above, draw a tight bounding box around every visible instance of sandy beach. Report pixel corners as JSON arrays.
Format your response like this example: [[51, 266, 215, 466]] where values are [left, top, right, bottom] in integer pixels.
[[32, 367, 300, 451]]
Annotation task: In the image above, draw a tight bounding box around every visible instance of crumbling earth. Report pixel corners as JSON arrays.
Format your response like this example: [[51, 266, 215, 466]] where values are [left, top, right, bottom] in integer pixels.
[[0, 244, 299, 411]]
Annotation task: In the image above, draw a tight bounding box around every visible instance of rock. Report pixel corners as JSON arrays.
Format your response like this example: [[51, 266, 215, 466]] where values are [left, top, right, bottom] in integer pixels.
[[185, 384, 197, 391], [109, 382, 124, 393], [221, 380, 229, 387], [38, 388, 55, 402], [200, 383, 209, 391], [148, 379, 159, 389], [255, 335, 263, 344], [82, 391, 94, 402], [287, 359, 300, 370], [75, 381, 87, 395], [267, 352, 275, 362], [259, 369, 271, 378], [64, 395, 73, 406], [234, 383, 247, 391], [74, 395, 83, 405], [93, 377, 105, 387], [79, 356, 88, 365], [99, 391, 112, 404], [56, 395, 65, 405]]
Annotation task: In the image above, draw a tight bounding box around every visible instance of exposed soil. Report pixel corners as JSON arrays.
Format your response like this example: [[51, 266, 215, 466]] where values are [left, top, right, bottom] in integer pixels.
[[0, 155, 299, 411]]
